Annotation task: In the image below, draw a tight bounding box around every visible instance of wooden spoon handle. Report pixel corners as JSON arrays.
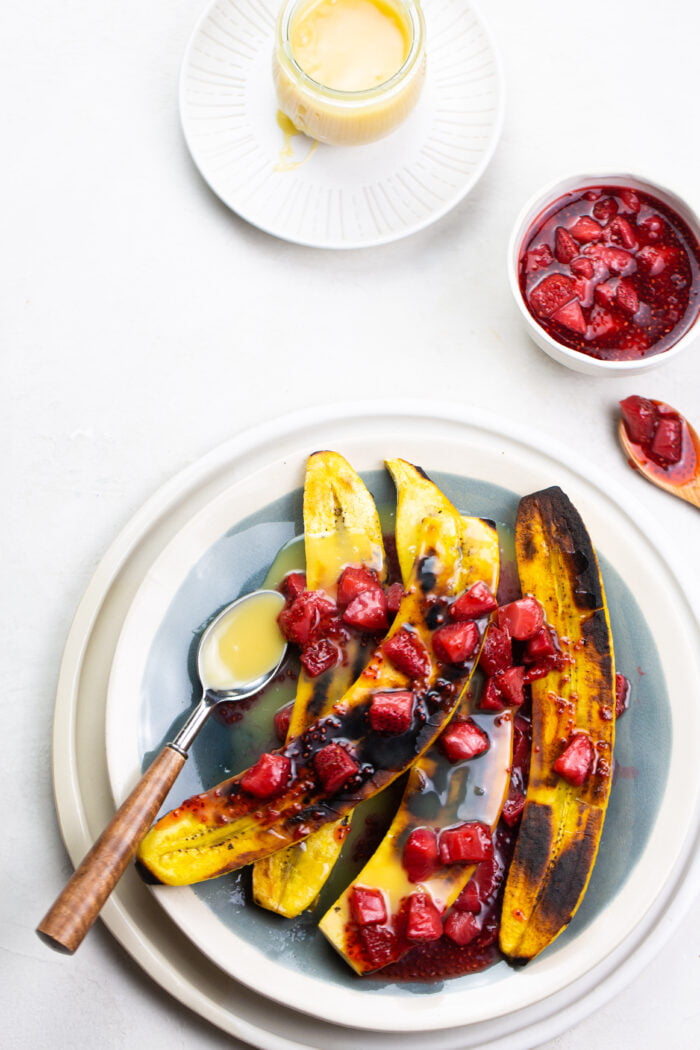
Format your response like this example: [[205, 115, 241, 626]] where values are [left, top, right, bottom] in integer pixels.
[[37, 744, 186, 953]]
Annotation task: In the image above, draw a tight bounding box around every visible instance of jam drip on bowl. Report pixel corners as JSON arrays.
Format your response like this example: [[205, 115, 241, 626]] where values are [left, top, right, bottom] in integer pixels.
[[519, 185, 700, 361]]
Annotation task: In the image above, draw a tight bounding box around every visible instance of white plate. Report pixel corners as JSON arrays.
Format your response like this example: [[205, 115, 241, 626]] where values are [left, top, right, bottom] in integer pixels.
[[96, 401, 700, 1038], [179, 0, 504, 247]]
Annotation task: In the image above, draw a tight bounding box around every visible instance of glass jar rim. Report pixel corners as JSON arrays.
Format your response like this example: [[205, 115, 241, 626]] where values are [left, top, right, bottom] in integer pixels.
[[275, 0, 425, 104]]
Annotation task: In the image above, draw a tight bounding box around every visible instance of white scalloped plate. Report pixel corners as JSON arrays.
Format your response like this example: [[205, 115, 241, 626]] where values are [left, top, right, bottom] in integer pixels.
[[179, 0, 504, 247], [99, 401, 700, 1037]]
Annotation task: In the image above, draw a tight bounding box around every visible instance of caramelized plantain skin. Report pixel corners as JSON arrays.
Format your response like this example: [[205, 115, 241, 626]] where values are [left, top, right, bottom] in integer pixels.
[[499, 486, 615, 963]]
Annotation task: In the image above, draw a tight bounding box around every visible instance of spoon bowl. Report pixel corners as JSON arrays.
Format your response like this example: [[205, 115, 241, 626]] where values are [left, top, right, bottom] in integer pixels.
[[37, 588, 288, 953], [618, 399, 700, 509]]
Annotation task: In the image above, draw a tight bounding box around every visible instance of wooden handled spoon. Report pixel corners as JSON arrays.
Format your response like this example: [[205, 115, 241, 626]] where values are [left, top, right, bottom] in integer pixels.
[[618, 396, 700, 509], [37, 588, 287, 953]]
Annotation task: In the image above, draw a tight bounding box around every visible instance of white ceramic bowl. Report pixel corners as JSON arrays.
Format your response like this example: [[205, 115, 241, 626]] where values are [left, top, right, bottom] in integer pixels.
[[508, 172, 700, 376]]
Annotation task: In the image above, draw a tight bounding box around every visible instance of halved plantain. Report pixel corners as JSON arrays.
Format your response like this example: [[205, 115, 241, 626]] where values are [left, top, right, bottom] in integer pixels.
[[499, 486, 615, 963], [253, 451, 386, 918], [319, 497, 504, 974], [136, 462, 490, 887]]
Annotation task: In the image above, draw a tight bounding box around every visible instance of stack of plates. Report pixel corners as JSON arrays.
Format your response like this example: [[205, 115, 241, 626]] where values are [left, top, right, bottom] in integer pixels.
[[53, 402, 700, 1049]]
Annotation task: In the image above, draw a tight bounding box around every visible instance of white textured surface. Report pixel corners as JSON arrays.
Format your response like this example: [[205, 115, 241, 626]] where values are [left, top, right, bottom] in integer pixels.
[[3, 0, 699, 1048], [180, 0, 503, 246]]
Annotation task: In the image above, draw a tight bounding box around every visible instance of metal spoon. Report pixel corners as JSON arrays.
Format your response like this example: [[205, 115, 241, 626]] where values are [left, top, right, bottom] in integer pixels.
[[37, 588, 287, 954], [618, 403, 700, 510]]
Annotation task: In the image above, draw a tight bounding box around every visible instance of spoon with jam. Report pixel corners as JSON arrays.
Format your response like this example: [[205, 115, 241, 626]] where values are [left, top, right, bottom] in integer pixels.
[[618, 396, 700, 508], [37, 589, 288, 953]]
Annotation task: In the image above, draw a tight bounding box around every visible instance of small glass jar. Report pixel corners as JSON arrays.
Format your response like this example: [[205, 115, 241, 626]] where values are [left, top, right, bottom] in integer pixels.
[[273, 0, 426, 147]]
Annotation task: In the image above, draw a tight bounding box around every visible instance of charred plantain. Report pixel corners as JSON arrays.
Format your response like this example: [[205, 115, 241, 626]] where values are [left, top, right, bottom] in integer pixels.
[[499, 486, 615, 963]]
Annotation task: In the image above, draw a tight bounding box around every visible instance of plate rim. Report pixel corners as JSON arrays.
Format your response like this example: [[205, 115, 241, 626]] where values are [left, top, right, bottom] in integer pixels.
[[177, 0, 506, 249], [51, 398, 700, 1048]]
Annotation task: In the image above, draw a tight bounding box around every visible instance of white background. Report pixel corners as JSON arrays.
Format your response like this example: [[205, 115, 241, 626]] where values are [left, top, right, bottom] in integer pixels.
[[3, 0, 699, 1047]]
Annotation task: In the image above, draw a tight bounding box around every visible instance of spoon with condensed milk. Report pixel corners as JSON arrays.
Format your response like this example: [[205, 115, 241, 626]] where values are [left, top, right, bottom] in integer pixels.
[[37, 589, 288, 953]]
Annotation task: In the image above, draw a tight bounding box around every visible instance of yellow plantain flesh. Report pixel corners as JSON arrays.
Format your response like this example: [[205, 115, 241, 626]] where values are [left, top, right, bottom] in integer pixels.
[[253, 451, 385, 917]]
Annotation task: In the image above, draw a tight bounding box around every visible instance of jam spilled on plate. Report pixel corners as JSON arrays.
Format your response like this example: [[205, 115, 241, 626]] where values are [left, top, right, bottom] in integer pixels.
[[519, 186, 700, 361]]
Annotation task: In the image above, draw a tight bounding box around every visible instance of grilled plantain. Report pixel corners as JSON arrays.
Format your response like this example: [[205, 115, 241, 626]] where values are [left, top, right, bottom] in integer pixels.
[[499, 486, 615, 963]]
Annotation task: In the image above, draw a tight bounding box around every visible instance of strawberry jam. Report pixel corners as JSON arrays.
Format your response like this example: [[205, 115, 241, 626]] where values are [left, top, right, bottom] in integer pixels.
[[620, 396, 698, 484], [520, 185, 700, 360]]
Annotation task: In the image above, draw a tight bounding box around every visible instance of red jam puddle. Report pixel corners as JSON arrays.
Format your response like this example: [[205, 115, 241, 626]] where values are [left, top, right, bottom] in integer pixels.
[[519, 185, 700, 361]]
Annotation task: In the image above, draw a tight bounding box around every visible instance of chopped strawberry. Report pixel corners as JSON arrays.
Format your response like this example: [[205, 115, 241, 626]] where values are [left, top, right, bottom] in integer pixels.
[[639, 214, 665, 241], [453, 881, 481, 913], [553, 732, 595, 786], [637, 243, 675, 276], [403, 827, 439, 883], [609, 216, 638, 250], [594, 279, 618, 309], [444, 910, 480, 946], [449, 580, 498, 621], [651, 416, 683, 464], [620, 396, 658, 445], [524, 626, 558, 662], [405, 892, 443, 942], [383, 628, 431, 679], [278, 591, 336, 646], [313, 742, 359, 793], [273, 701, 293, 742], [369, 690, 415, 733], [524, 244, 554, 273], [528, 273, 578, 318], [240, 752, 291, 799], [439, 718, 490, 762], [496, 596, 544, 640], [573, 274, 595, 307], [432, 621, 480, 664], [554, 226, 579, 263], [385, 581, 404, 614], [463, 848, 503, 908], [479, 675, 505, 711], [615, 672, 631, 718], [570, 216, 603, 242], [501, 793, 526, 826], [523, 661, 555, 683], [336, 565, 381, 607], [300, 638, 340, 678], [342, 587, 389, 632], [619, 188, 641, 214], [570, 256, 594, 279], [586, 244, 635, 275], [359, 924, 398, 969], [592, 197, 618, 223], [551, 298, 586, 335], [616, 277, 639, 315], [478, 624, 512, 675], [350, 886, 387, 926], [586, 305, 622, 341], [498, 666, 525, 706], [439, 822, 493, 864], [281, 572, 307, 601]]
